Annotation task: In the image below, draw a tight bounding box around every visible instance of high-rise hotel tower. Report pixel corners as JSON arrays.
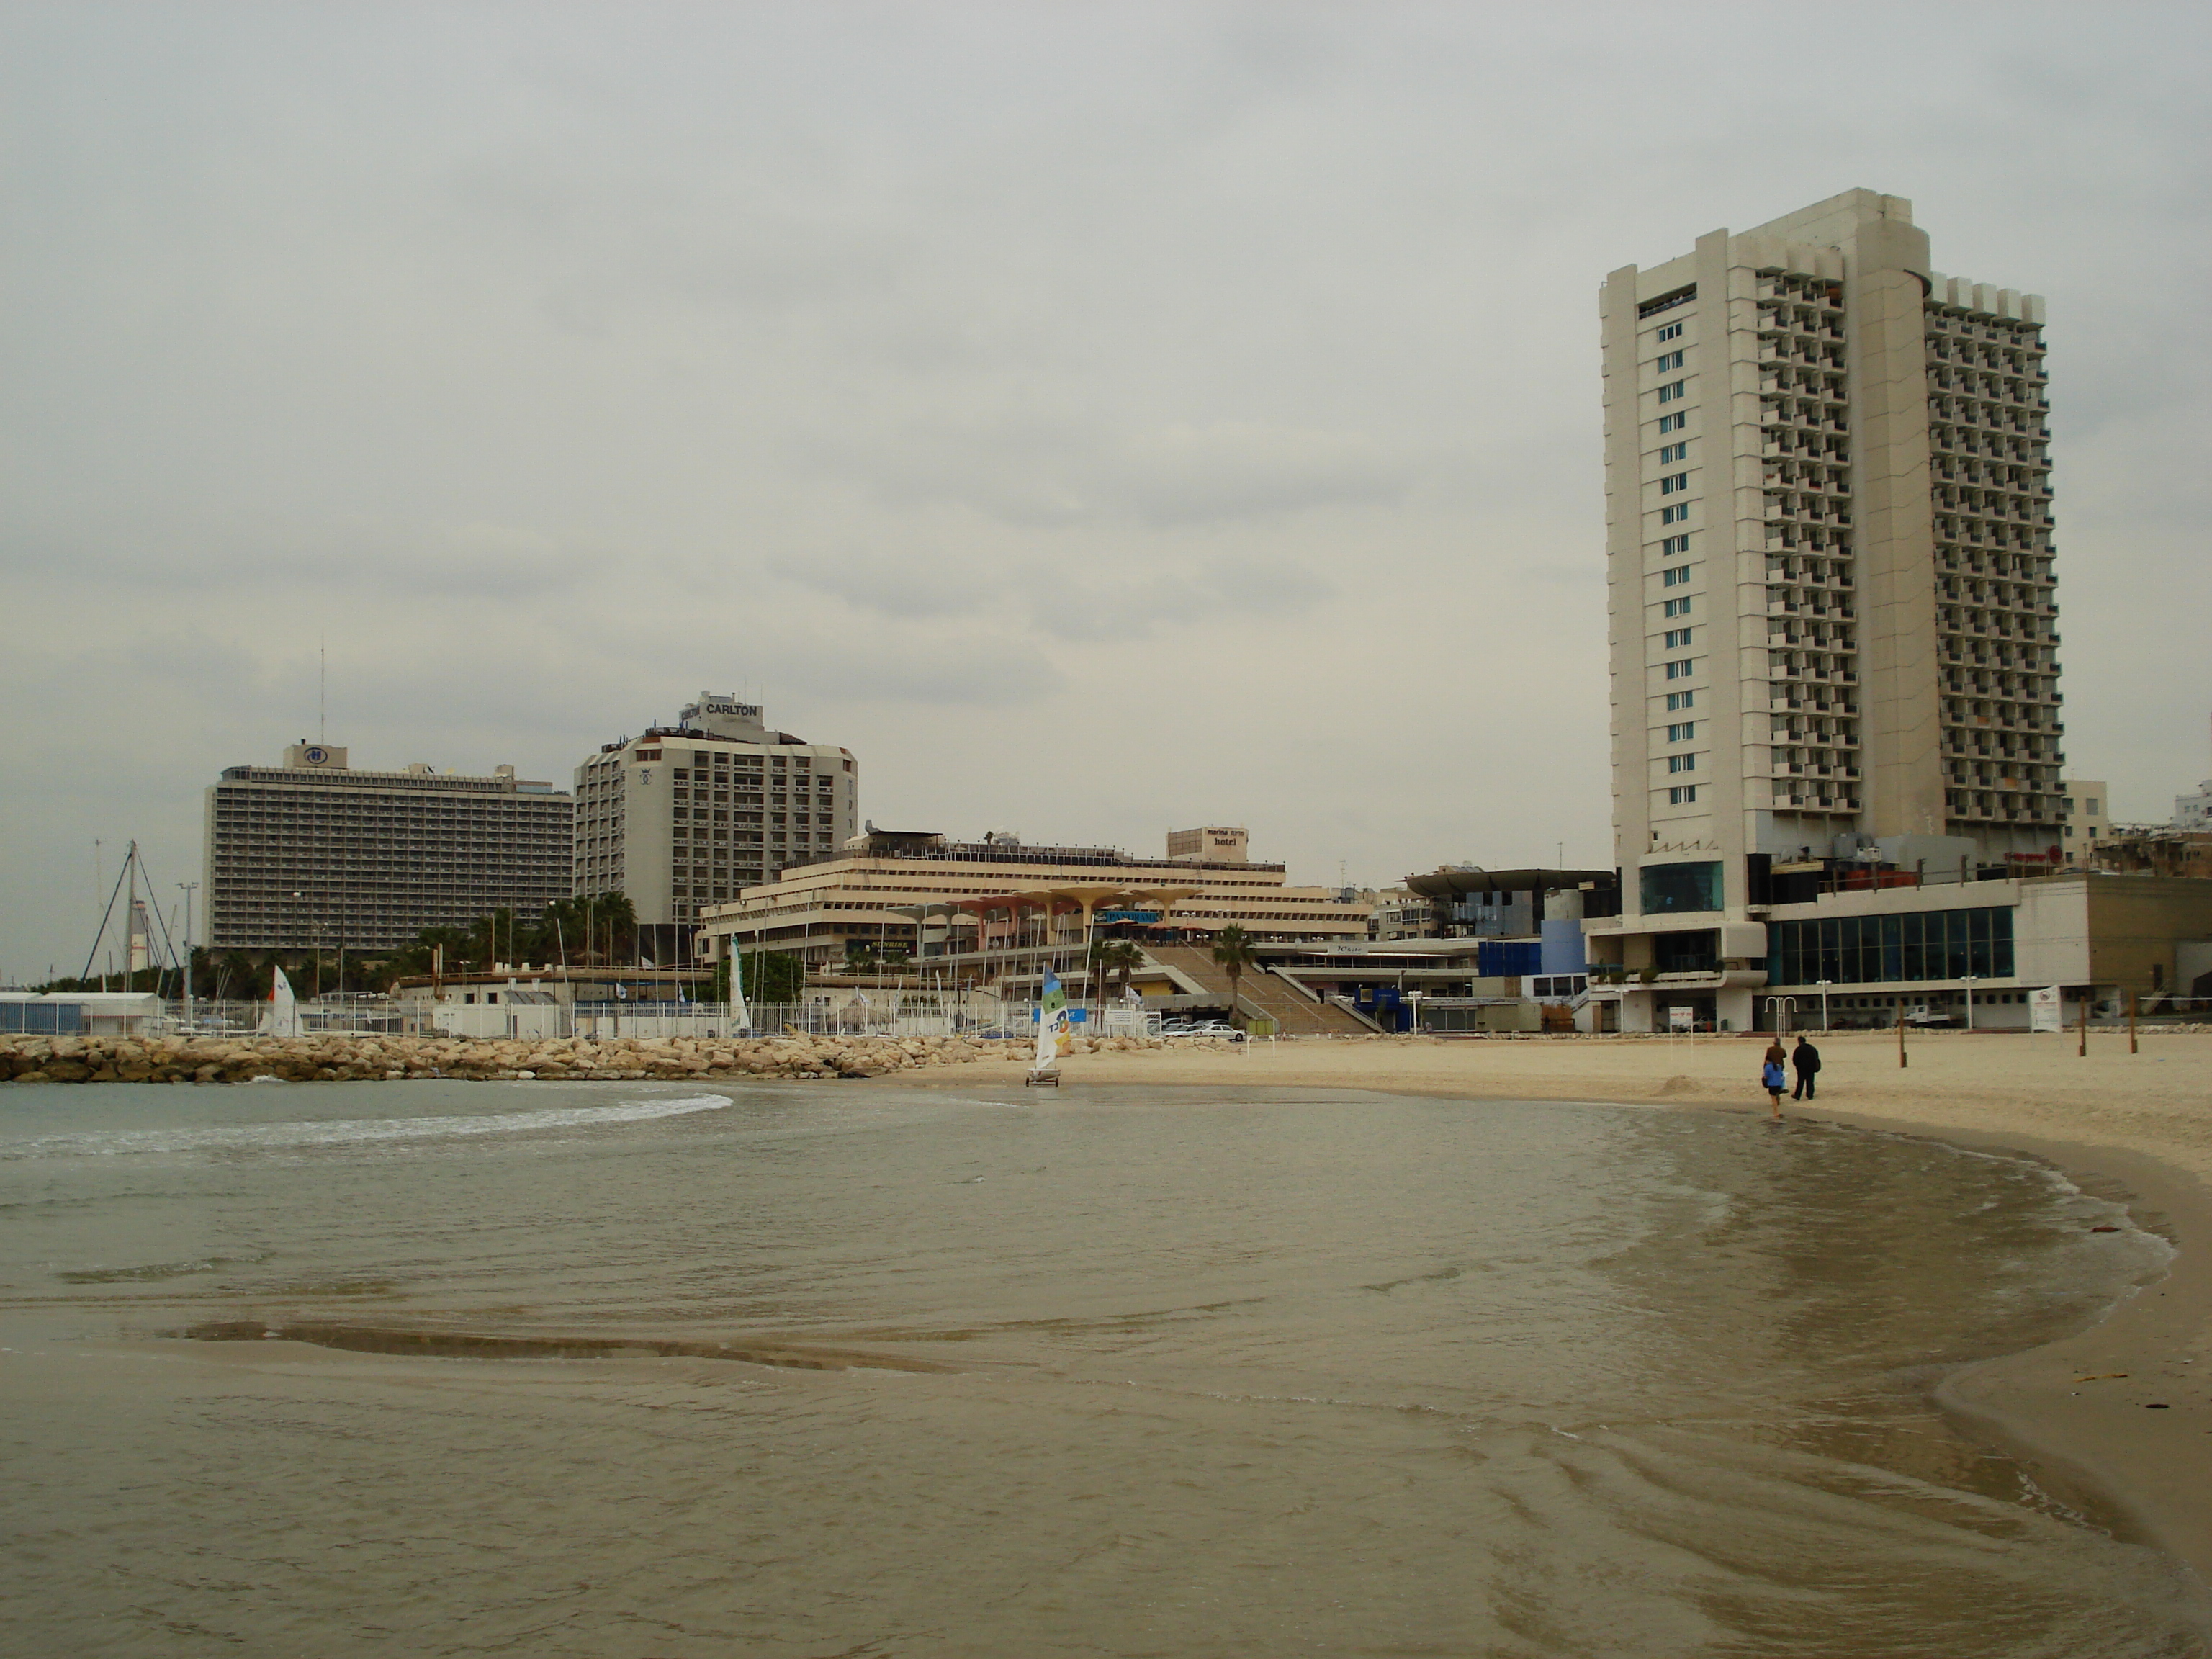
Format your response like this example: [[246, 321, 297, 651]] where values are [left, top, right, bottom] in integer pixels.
[[1591, 190, 2062, 1030]]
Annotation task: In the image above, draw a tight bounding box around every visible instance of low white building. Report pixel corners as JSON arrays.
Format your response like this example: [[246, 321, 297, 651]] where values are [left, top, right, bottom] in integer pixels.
[[2177, 781, 2212, 833], [0, 992, 164, 1036], [1584, 870, 2212, 1032]]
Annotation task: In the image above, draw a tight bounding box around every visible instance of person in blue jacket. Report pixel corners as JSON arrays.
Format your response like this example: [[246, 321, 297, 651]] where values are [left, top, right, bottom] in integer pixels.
[[1761, 1041, 1789, 1119]]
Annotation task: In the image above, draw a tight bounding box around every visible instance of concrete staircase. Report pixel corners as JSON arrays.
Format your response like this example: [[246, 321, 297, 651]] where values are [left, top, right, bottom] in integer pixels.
[[1143, 945, 1373, 1035]]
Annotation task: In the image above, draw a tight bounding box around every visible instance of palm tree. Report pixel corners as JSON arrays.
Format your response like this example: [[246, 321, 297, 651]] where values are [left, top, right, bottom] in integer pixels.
[[575, 890, 637, 966], [1210, 924, 1259, 1030], [1100, 939, 1144, 1004], [1086, 937, 1118, 1006]]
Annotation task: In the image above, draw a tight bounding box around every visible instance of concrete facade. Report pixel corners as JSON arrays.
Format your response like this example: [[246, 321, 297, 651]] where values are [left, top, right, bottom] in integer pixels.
[[2062, 778, 2111, 867], [203, 742, 572, 952], [694, 830, 1370, 974], [1591, 190, 2064, 1030], [573, 693, 858, 932]]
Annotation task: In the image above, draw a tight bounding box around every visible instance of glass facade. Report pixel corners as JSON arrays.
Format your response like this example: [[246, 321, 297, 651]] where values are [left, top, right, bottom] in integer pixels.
[[1640, 860, 1722, 914], [1771, 907, 2013, 986]]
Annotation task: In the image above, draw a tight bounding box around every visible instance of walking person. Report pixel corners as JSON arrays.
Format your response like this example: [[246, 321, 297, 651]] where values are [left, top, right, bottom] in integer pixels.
[[1761, 1040, 1789, 1120], [1791, 1035, 1822, 1101]]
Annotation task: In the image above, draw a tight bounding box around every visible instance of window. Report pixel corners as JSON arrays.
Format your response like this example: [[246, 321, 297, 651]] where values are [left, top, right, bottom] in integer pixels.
[[1655, 350, 1685, 372], [1660, 504, 1689, 524], [1667, 753, 1697, 773], [1667, 785, 1699, 805], [1663, 566, 1691, 587], [2086, 799, 2099, 814], [1658, 413, 1686, 433], [1660, 473, 1688, 494], [1662, 534, 1690, 555], [1769, 907, 2015, 984], [1640, 284, 1695, 320], [1655, 321, 1683, 343], [1641, 860, 1722, 912], [1667, 721, 1696, 742], [1658, 381, 1686, 403], [1663, 596, 1691, 617], [1663, 627, 1693, 649], [1665, 660, 1695, 680], [1654, 929, 1719, 972], [1665, 691, 1694, 711], [1659, 442, 1688, 464]]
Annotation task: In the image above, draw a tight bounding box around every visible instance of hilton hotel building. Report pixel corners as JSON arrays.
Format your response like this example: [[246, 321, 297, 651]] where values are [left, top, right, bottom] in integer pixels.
[[204, 742, 573, 953], [573, 693, 858, 935], [1589, 190, 2068, 1031]]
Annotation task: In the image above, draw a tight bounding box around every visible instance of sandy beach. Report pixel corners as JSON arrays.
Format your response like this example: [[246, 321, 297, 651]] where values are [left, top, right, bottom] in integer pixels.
[[907, 1029, 2212, 1583]]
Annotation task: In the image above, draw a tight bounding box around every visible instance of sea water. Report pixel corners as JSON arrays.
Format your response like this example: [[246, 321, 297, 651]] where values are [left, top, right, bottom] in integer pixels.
[[1, 1079, 2206, 1657]]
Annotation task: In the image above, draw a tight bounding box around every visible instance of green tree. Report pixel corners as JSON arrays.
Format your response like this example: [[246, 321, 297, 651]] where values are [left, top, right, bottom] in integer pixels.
[[1210, 924, 1259, 1031], [575, 890, 637, 966], [1089, 938, 1143, 1003], [730, 950, 804, 1004], [380, 926, 469, 989], [1104, 939, 1144, 1002], [467, 908, 517, 972], [533, 898, 595, 966]]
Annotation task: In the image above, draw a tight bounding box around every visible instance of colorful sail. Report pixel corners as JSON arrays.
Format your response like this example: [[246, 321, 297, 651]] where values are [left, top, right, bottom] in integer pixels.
[[1033, 971, 1070, 1071]]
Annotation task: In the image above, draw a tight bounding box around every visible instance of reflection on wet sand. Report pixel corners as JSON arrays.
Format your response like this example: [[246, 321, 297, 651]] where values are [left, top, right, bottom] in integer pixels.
[[1, 1079, 2205, 1658]]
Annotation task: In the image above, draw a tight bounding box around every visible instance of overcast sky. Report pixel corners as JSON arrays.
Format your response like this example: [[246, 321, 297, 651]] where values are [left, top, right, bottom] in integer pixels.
[[4, 2, 2208, 981]]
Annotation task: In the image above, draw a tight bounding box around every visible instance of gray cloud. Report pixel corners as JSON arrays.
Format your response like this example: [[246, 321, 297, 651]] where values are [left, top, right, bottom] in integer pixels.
[[1, 2, 2208, 975]]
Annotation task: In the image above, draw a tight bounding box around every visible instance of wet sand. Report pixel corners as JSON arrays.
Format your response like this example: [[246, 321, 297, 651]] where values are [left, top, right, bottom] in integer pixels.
[[912, 1030, 2212, 1582]]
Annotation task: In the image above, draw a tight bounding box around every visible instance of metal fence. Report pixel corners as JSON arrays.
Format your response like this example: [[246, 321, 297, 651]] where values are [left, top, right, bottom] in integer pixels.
[[67, 998, 1164, 1043]]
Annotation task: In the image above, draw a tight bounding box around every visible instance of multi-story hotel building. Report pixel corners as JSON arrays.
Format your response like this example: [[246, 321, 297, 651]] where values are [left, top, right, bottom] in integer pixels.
[[202, 742, 572, 952], [572, 693, 858, 937], [1588, 190, 2070, 1030]]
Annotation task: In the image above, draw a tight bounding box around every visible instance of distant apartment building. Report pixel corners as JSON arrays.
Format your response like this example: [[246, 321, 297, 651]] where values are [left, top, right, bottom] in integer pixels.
[[202, 742, 572, 952], [2175, 717, 2212, 830], [1372, 886, 1436, 941], [2177, 780, 2212, 832], [2061, 778, 2110, 867], [1589, 189, 2068, 1031], [572, 693, 858, 935]]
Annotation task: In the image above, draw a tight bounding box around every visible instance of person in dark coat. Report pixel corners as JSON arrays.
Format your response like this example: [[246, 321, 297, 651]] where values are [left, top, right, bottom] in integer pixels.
[[1791, 1035, 1822, 1100]]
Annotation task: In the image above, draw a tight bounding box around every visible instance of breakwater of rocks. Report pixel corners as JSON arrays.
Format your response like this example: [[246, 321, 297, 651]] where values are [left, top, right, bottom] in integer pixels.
[[0, 1031, 1210, 1086]]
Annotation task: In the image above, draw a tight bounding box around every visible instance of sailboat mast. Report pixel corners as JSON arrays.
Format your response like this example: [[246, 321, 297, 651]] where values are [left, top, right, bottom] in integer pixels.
[[125, 841, 138, 993]]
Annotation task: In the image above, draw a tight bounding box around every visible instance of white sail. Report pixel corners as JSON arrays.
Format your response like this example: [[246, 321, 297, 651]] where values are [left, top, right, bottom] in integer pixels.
[[1032, 971, 1069, 1071], [259, 965, 301, 1038]]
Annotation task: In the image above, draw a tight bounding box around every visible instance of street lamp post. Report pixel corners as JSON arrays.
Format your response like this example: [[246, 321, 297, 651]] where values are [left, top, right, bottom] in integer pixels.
[[1817, 980, 1832, 1032], [1962, 974, 1976, 1032], [177, 881, 199, 1032]]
